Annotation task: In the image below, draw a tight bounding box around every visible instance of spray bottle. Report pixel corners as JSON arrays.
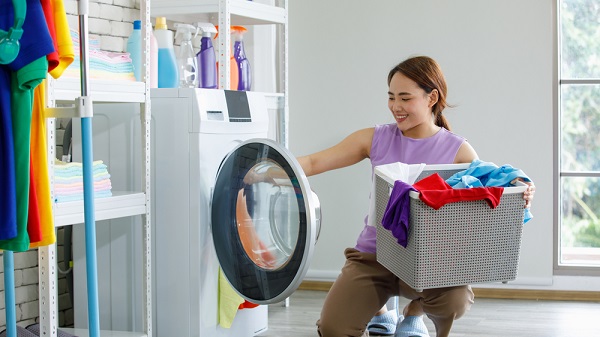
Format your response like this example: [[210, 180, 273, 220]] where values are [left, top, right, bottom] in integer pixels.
[[174, 23, 198, 88], [232, 25, 251, 91], [195, 22, 217, 89]]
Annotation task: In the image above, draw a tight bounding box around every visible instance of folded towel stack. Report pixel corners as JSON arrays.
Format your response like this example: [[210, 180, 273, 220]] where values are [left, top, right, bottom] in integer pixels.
[[54, 159, 113, 203], [63, 29, 136, 81]]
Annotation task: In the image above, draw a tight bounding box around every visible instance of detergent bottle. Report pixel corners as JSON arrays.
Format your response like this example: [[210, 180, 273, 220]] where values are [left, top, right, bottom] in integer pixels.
[[154, 17, 178, 88], [174, 23, 198, 88], [232, 25, 251, 91], [214, 26, 238, 90], [195, 22, 217, 89], [126, 20, 142, 81]]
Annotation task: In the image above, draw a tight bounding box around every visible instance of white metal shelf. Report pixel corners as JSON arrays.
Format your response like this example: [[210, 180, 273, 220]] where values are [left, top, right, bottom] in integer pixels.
[[60, 328, 147, 337], [152, 0, 285, 25], [48, 77, 146, 103], [54, 192, 147, 227]]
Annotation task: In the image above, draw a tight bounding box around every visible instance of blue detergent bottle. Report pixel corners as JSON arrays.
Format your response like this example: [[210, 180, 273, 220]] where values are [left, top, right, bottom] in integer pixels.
[[195, 22, 217, 89], [126, 20, 142, 81], [154, 17, 178, 88], [232, 25, 251, 91]]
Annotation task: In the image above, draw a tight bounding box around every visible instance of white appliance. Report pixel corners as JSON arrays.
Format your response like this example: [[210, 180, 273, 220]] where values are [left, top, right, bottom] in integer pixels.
[[71, 89, 321, 337], [151, 88, 320, 337]]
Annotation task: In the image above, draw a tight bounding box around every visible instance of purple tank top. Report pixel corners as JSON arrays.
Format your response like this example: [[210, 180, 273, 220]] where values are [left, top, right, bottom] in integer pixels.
[[354, 123, 466, 253]]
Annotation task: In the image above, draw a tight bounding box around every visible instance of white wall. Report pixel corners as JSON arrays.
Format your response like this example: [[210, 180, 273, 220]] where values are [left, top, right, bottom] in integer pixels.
[[288, 0, 576, 289]]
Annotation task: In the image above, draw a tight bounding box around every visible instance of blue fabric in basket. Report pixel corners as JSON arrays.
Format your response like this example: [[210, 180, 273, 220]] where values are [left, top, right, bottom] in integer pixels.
[[446, 159, 533, 223]]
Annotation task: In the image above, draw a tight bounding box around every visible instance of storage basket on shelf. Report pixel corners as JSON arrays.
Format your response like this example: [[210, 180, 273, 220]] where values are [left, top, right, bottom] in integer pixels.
[[375, 163, 528, 292]]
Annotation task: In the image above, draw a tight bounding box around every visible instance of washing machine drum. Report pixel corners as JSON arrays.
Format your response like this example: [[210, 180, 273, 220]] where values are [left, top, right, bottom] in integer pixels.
[[211, 138, 321, 305]]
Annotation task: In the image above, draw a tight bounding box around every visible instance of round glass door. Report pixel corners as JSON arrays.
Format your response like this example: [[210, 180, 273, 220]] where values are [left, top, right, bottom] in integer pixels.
[[211, 139, 320, 304]]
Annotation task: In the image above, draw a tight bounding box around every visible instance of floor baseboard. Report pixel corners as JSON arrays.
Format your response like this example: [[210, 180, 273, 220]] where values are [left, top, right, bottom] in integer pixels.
[[299, 281, 600, 302]]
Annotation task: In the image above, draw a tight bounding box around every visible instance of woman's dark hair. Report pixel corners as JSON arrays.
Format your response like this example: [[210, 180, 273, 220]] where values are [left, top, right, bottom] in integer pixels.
[[387, 56, 451, 130]]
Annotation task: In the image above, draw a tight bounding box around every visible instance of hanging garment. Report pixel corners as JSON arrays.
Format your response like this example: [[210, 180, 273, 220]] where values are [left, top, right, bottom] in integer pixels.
[[0, 66, 18, 240], [0, 0, 54, 251], [39, 0, 60, 71], [29, 82, 56, 247], [48, 0, 74, 78], [27, 158, 43, 243], [29, 0, 73, 247]]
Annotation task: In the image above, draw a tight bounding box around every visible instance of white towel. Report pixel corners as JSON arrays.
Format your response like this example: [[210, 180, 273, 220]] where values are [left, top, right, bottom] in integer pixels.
[[367, 162, 425, 227]]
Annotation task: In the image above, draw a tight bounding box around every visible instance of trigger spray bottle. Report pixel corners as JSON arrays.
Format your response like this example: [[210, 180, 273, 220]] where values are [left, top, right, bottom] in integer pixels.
[[195, 22, 217, 89], [232, 26, 251, 91], [174, 23, 198, 88]]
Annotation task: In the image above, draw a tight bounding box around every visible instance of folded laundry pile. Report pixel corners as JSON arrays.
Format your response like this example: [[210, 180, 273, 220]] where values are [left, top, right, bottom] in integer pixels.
[[63, 29, 136, 81], [54, 159, 112, 203]]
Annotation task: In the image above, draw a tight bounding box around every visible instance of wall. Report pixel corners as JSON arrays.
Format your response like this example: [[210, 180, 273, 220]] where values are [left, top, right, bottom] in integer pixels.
[[287, 0, 596, 290]]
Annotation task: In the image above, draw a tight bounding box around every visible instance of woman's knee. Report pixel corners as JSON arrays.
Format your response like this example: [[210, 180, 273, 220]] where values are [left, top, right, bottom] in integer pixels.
[[422, 285, 474, 319]]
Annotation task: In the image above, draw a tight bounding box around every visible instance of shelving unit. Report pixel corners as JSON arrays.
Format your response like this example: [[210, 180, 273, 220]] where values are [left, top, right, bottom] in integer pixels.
[[39, 0, 152, 336], [152, 0, 289, 145], [38, 1, 287, 336]]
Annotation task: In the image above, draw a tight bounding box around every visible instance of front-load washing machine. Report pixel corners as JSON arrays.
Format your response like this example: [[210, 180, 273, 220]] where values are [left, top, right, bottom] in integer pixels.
[[151, 88, 321, 337], [71, 88, 321, 337]]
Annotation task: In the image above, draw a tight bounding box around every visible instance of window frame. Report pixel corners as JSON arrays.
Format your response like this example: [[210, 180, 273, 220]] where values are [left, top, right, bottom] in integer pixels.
[[555, 0, 600, 276]]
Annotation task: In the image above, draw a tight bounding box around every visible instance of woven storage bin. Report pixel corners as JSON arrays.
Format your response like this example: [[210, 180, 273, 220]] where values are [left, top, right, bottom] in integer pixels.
[[375, 164, 527, 291]]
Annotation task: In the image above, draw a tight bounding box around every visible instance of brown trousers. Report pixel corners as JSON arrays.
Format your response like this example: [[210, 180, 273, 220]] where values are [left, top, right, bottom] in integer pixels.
[[316, 248, 474, 337]]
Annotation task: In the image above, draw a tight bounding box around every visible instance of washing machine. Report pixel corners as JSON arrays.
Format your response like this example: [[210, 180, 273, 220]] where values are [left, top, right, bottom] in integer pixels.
[[71, 88, 320, 336], [151, 88, 321, 337]]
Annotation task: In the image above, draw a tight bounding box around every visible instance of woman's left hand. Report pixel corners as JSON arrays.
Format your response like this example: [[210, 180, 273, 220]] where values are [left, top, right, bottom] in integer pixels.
[[513, 178, 535, 208], [523, 181, 535, 209]]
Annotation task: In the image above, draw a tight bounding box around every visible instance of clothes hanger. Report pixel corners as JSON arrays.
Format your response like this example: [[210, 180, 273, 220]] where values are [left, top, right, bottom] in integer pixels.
[[0, 0, 26, 64]]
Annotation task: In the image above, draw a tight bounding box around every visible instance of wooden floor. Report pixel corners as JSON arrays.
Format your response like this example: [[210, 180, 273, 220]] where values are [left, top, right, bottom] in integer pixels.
[[257, 290, 600, 337]]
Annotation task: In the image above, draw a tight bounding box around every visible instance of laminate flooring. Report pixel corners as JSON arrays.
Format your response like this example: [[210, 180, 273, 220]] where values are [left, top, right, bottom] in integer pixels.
[[257, 290, 600, 337]]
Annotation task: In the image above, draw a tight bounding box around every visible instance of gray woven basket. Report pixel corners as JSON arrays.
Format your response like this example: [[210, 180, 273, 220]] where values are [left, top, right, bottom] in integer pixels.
[[375, 165, 526, 291]]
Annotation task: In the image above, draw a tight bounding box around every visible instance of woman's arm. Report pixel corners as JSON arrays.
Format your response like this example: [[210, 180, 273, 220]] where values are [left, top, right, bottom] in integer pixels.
[[297, 128, 375, 177], [453, 141, 479, 164]]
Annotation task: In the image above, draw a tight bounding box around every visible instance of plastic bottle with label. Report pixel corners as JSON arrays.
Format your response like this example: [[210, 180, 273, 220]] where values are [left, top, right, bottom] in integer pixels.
[[154, 17, 178, 88], [196, 22, 217, 89], [174, 23, 198, 88], [126, 20, 142, 81], [232, 26, 251, 91]]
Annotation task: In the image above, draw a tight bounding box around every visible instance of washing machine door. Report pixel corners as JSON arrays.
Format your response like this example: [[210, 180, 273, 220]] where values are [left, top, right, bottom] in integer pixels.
[[211, 138, 321, 304]]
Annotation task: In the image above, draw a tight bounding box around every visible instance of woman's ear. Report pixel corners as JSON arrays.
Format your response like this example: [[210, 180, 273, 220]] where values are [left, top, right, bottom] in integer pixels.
[[428, 89, 439, 108]]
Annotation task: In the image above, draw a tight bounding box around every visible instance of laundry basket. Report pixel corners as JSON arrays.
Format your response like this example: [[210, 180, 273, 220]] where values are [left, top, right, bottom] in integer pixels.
[[375, 164, 527, 291]]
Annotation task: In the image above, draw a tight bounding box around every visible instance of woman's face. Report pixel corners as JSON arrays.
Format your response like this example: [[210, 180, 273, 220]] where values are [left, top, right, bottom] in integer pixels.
[[387, 72, 438, 138]]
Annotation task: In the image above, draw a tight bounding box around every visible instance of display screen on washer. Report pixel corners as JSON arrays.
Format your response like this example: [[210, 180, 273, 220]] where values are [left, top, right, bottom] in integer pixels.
[[212, 140, 318, 303], [225, 90, 251, 122]]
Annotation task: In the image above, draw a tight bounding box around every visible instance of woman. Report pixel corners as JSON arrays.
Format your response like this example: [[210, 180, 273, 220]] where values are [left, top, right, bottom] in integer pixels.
[[294, 56, 535, 337]]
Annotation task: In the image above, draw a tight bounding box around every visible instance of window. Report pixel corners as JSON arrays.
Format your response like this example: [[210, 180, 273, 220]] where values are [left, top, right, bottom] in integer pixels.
[[558, 0, 600, 269]]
